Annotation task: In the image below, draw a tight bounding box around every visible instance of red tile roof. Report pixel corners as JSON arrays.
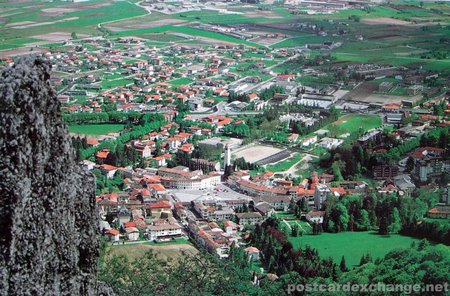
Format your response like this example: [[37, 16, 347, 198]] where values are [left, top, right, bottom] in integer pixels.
[[105, 229, 120, 236], [149, 184, 166, 192], [100, 164, 117, 171], [148, 200, 171, 209], [123, 221, 137, 228], [410, 147, 444, 159], [96, 149, 110, 159], [87, 138, 99, 146]]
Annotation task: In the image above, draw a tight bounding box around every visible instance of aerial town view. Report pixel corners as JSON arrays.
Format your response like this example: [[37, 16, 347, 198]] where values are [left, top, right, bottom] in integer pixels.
[[0, 0, 449, 295]]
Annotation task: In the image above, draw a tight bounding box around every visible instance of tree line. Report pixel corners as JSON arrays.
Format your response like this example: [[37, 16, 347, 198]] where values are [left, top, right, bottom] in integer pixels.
[[64, 111, 141, 124], [320, 126, 449, 180], [73, 113, 166, 160], [99, 219, 450, 296]]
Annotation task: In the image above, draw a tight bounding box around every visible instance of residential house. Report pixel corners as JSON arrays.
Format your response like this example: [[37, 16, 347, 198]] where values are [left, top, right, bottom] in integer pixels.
[[253, 196, 291, 211], [254, 202, 275, 217], [314, 183, 331, 209], [125, 227, 140, 241], [95, 149, 110, 164], [235, 212, 264, 226], [147, 220, 183, 241], [98, 164, 118, 179], [306, 210, 325, 224], [244, 246, 260, 261], [147, 200, 172, 219], [373, 164, 399, 180], [411, 147, 449, 182], [302, 135, 318, 147], [104, 229, 120, 243]]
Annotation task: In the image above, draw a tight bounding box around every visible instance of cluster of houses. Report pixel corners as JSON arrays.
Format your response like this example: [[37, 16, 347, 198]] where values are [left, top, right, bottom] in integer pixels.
[[38, 37, 308, 118], [4, 28, 447, 262]]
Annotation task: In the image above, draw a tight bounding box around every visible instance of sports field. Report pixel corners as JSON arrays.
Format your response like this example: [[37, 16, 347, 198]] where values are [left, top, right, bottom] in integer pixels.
[[320, 115, 382, 141], [233, 144, 283, 163], [68, 124, 125, 135], [290, 231, 420, 267], [266, 153, 302, 173]]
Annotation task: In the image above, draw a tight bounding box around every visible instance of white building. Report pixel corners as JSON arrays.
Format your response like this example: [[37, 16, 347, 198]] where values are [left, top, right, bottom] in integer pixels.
[[224, 144, 231, 167], [147, 222, 183, 241], [314, 183, 331, 209], [125, 227, 140, 241], [317, 137, 344, 150], [302, 135, 318, 147], [306, 210, 325, 224], [161, 174, 221, 190], [235, 212, 264, 226]]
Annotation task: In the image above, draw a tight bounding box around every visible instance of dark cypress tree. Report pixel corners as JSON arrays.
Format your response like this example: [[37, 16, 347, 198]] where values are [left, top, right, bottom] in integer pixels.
[[339, 256, 347, 272]]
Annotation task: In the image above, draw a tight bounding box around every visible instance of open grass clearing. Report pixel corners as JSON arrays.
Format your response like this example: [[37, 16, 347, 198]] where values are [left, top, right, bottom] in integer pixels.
[[68, 124, 125, 135], [289, 231, 421, 267], [265, 153, 302, 173], [107, 241, 197, 261], [321, 115, 382, 139]]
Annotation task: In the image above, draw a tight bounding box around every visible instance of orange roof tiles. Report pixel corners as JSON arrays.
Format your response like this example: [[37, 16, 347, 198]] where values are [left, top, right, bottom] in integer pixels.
[[148, 200, 171, 209], [96, 149, 110, 159]]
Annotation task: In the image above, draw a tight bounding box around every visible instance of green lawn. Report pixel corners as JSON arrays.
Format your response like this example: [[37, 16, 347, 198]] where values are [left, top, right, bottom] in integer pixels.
[[290, 231, 420, 267], [107, 238, 196, 261], [271, 35, 338, 49], [169, 77, 193, 86], [101, 78, 134, 89], [0, 37, 42, 50], [68, 124, 125, 135], [333, 115, 381, 133], [320, 114, 382, 143], [273, 211, 297, 220], [175, 9, 293, 25], [113, 25, 261, 47], [265, 153, 302, 173]]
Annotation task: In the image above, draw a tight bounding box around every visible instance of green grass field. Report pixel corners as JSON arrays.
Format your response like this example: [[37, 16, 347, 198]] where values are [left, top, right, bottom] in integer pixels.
[[321, 115, 382, 141], [175, 9, 295, 25], [169, 77, 193, 86], [107, 239, 196, 261], [101, 78, 134, 89], [266, 153, 302, 173], [113, 25, 260, 47], [68, 124, 125, 135], [290, 231, 420, 267], [0, 0, 147, 50], [271, 35, 338, 49]]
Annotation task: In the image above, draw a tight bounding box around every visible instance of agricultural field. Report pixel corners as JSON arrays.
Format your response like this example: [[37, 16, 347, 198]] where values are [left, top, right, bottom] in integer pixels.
[[289, 231, 421, 267], [68, 124, 125, 135], [271, 35, 338, 49], [0, 0, 148, 52], [174, 8, 298, 25], [112, 25, 260, 47]]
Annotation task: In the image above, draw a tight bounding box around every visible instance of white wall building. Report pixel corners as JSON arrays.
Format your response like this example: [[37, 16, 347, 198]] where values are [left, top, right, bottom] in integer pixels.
[[147, 222, 183, 241]]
